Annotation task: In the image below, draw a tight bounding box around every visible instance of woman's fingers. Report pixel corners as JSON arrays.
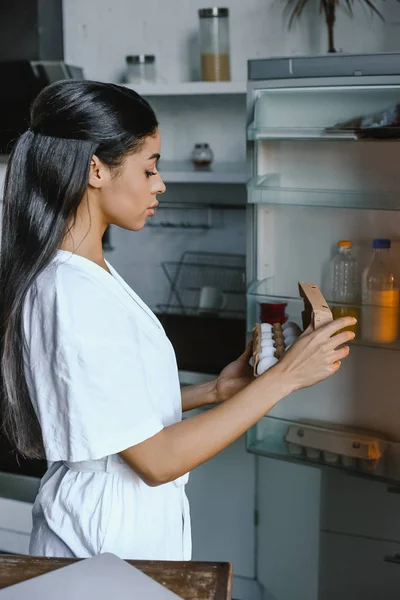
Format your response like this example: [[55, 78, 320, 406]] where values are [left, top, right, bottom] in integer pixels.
[[241, 341, 254, 361], [328, 330, 355, 350], [333, 345, 350, 361], [332, 360, 342, 373], [316, 316, 356, 340]]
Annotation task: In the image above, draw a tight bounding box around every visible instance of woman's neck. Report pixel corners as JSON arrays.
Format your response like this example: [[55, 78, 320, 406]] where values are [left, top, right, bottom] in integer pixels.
[[59, 198, 109, 272]]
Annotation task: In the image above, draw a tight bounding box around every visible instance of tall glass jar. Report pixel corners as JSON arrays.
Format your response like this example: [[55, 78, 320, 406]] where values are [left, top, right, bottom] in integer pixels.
[[199, 8, 231, 82]]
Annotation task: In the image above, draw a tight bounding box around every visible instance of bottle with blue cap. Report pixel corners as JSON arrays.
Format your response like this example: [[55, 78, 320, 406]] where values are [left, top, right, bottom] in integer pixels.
[[361, 239, 399, 344]]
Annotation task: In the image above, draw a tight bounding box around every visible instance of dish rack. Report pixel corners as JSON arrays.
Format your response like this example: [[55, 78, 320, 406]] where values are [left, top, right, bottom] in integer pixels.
[[157, 251, 246, 319]]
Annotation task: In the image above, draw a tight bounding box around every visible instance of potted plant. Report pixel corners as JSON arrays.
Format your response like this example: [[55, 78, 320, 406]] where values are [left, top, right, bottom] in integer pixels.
[[284, 0, 385, 53]]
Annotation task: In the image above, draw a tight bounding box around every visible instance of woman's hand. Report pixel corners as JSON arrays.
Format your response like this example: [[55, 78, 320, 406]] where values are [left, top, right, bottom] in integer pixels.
[[273, 316, 356, 393], [215, 342, 255, 403]]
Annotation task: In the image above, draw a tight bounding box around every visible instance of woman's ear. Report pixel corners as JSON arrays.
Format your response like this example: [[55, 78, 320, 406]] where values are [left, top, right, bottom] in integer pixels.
[[88, 155, 108, 189]]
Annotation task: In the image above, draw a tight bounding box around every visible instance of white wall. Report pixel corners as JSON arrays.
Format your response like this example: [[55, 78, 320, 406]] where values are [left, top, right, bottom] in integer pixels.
[[62, 0, 400, 85], [61, 0, 400, 309]]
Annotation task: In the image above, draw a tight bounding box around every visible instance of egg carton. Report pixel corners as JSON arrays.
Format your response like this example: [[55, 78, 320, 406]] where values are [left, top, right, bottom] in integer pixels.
[[251, 282, 333, 377]]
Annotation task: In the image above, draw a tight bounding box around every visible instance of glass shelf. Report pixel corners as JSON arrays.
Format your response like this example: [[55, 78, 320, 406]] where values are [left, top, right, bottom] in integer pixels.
[[247, 126, 358, 141], [246, 415, 400, 484], [247, 281, 400, 352], [247, 175, 400, 211], [247, 126, 400, 142], [159, 160, 248, 184]]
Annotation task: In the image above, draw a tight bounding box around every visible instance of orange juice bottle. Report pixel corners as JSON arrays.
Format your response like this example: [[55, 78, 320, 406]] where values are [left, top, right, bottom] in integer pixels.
[[361, 239, 399, 344]]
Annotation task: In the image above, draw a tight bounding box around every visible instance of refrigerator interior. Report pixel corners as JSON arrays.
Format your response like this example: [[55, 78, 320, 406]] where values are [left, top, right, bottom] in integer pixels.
[[246, 80, 400, 483]]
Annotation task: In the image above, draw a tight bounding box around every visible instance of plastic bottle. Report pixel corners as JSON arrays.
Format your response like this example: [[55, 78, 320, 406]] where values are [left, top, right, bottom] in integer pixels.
[[361, 239, 399, 344], [330, 240, 360, 333]]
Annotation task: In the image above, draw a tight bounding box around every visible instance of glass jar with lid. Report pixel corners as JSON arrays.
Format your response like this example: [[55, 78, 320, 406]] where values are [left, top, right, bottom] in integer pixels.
[[125, 55, 156, 84], [199, 8, 231, 82]]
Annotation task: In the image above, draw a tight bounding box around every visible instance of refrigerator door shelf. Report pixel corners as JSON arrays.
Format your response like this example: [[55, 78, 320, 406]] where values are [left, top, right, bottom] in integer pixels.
[[285, 422, 386, 461], [247, 175, 400, 211], [247, 285, 400, 352], [246, 415, 400, 484], [249, 86, 400, 136]]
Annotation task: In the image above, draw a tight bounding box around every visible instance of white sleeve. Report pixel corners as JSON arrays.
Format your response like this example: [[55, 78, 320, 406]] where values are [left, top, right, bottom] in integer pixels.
[[26, 268, 164, 462]]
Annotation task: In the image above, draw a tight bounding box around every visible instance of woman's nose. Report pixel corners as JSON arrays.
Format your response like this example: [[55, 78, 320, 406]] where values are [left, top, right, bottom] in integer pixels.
[[153, 175, 166, 195]]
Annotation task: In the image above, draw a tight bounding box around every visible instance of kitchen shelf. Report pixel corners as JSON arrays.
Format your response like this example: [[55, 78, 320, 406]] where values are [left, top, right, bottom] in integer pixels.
[[159, 161, 248, 184], [247, 281, 400, 352], [246, 415, 400, 484], [123, 81, 246, 96], [247, 175, 400, 211]]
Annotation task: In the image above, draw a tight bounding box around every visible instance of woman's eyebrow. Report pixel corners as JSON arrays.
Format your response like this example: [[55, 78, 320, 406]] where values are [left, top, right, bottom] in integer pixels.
[[147, 152, 160, 161]]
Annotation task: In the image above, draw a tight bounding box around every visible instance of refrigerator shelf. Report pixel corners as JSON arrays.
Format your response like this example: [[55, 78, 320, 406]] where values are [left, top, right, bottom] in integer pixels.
[[246, 282, 400, 352], [246, 415, 400, 484], [247, 126, 400, 142], [248, 126, 358, 141], [247, 175, 400, 211]]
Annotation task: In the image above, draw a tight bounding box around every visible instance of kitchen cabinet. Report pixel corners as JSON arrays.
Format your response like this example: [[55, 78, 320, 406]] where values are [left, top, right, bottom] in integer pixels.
[[186, 435, 256, 580], [0, 472, 39, 555], [184, 397, 259, 600], [0, 498, 32, 554], [319, 533, 400, 600], [256, 457, 321, 600], [320, 470, 400, 543]]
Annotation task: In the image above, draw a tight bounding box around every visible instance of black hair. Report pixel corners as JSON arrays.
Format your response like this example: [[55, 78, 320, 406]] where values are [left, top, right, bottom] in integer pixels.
[[0, 80, 158, 458]]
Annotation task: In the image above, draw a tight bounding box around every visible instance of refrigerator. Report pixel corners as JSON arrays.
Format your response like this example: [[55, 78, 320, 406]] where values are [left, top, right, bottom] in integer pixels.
[[244, 53, 400, 599]]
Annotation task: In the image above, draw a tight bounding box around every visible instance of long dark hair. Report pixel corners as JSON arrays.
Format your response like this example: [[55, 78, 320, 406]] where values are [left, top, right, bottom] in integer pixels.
[[0, 80, 158, 458]]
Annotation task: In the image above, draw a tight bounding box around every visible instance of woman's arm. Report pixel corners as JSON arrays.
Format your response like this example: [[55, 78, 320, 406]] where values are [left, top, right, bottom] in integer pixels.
[[181, 343, 254, 412], [120, 317, 355, 486], [181, 379, 218, 412], [121, 365, 291, 486]]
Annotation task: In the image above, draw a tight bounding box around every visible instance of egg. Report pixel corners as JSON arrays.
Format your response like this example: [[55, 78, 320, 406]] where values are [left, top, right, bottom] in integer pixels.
[[261, 323, 273, 333], [323, 452, 339, 464], [259, 346, 275, 359], [283, 326, 296, 337], [284, 335, 297, 347], [261, 339, 274, 349], [283, 327, 296, 339], [257, 355, 278, 375], [283, 322, 302, 336], [261, 332, 273, 340], [306, 447, 321, 460]]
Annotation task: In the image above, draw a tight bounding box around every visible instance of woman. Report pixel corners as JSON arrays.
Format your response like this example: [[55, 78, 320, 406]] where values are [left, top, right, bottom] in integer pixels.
[[0, 80, 355, 561]]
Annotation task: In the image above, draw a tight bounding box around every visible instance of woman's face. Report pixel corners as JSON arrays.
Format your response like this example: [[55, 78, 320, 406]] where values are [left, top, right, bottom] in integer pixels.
[[96, 129, 166, 231]]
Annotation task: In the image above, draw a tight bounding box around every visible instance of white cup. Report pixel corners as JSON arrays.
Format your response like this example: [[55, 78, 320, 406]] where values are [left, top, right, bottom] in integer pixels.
[[198, 286, 227, 315]]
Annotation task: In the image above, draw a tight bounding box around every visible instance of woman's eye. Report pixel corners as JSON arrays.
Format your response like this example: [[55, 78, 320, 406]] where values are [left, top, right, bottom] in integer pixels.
[[145, 171, 157, 177]]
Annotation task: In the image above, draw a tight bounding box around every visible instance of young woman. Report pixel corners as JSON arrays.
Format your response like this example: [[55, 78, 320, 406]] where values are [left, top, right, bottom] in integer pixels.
[[0, 80, 355, 561]]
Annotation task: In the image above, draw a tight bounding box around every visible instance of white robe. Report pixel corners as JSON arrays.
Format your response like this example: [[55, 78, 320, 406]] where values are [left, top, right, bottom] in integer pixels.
[[23, 250, 191, 560]]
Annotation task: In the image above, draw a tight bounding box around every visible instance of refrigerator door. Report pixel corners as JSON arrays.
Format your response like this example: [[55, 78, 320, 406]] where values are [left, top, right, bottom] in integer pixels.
[[246, 57, 400, 484]]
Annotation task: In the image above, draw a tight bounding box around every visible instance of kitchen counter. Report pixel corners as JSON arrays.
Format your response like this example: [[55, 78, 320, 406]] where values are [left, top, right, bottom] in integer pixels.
[[0, 555, 232, 600]]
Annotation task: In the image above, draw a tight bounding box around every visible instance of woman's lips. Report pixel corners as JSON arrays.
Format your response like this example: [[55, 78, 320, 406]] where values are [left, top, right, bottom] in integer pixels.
[[147, 201, 159, 217]]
